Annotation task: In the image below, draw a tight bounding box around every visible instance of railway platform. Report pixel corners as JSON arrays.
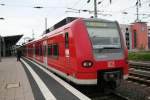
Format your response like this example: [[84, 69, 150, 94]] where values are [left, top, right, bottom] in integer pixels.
[[0, 57, 91, 100], [0, 57, 35, 100]]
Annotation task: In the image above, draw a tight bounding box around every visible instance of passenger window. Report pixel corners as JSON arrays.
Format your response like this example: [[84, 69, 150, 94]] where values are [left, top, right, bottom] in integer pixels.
[[40, 46, 42, 56], [33, 46, 35, 55], [65, 32, 69, 48], [48, 45, 52, 56], [35, 47, 38, 55], [38, 47, 40, 55], [53, 44, 59, 58]]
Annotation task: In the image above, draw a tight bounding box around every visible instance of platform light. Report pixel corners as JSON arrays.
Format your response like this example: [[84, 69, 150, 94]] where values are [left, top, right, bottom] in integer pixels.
[[33, 6, 43, 9], [0, 4, 5, 6], [122, 12, 128, 14], [0, 17, 4, 20]]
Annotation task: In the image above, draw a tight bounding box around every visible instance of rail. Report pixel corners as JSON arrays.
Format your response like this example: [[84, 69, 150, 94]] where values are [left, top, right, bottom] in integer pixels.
[[111, 92, 130, 100], [128, 72, 150, 86]]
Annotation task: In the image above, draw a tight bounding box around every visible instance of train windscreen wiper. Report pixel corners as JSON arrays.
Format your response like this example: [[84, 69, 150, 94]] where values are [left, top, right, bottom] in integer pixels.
[[93, 45, 120, 49], [102, 46, 120, 49]]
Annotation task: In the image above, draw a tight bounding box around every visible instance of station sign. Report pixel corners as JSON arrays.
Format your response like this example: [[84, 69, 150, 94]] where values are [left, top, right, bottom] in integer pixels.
[[85, 21, 117, 28]]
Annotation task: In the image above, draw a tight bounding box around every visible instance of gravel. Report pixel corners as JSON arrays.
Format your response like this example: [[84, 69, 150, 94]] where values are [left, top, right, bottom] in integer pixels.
[[116, 80, 150, 100]]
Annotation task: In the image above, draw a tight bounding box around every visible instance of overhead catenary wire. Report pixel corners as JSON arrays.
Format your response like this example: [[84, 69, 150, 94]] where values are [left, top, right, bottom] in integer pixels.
[[1, 0, 150, 23], [66, 0, 149, 18], [121, 0, 150, 12], [0, 3, 67, 8], [70, 0, 83, 8]]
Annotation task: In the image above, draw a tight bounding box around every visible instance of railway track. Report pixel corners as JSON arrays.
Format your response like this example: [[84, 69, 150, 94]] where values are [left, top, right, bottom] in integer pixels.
[[130, 65, 150, 71], [128, 62, 150, 86], [89, 91, 129, 100], [69, 83, 130, 100], [129, 62, 150, 71], [111, 92, 130, 100], [128, 72, 150, 86]]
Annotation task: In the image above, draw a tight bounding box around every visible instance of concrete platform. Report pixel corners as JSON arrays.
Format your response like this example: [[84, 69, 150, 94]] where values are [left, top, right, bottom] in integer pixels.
[[0, 57, 35, 100]]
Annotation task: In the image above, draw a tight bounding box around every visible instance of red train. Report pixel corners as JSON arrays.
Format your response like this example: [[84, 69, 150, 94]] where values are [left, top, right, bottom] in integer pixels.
[[23, 17, 128, 89]]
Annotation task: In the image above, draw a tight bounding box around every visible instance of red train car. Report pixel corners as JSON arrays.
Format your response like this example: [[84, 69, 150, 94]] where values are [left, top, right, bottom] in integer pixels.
[[24, 17, 128, 89]]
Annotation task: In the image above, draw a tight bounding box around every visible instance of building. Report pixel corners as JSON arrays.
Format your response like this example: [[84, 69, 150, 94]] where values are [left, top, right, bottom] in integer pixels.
[[120, 24, 132, 50], [0, 35, 23, 57], [120, 22, 149, 50], [148, 27, 150, 49]]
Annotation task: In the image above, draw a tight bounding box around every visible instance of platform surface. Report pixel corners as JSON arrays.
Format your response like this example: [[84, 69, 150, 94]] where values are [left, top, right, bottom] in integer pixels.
[[0, 57, 35, 100]]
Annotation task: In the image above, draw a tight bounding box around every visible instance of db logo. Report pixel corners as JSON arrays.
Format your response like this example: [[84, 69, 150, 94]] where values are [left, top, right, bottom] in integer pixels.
[[108, 61, 115, 68]]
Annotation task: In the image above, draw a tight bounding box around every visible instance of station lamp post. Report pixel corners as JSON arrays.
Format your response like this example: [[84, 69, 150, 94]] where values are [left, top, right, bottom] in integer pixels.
[[0, 4, 5, 6], [0, 17, 5, 62], [33, 6, 48, 34], [0, 3, 5, 62], [33, 6, 43, 9]]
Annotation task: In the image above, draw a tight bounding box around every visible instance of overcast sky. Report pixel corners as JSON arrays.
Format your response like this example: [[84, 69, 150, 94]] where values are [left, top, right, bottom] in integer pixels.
[[0, 0, 150, 44]]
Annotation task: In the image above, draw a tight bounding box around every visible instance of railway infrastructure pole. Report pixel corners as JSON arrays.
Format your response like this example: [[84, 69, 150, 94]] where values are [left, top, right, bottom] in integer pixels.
[[0, 7, 5, 62], [0, 17, 5, 62], [136, 0, 139, 22], [94, 0, 98, 18], [87, 0, 98, 18]]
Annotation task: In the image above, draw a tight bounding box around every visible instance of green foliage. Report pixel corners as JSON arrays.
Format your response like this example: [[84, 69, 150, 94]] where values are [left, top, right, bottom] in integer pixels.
[[128, 51, 150, 61]]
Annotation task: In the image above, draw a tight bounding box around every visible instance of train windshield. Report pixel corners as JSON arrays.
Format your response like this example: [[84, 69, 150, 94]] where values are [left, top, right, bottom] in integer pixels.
[[85, 20, 123, 60], [88, 27, 121, 48], [85, 21, 121, 49]]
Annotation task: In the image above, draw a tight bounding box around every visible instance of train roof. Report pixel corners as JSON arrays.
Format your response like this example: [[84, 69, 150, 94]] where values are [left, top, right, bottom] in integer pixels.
[[43, 17, 77, 34], [24, 17, 117, 45], [43, 17, 116, 34], [24, 34, 47, 45]]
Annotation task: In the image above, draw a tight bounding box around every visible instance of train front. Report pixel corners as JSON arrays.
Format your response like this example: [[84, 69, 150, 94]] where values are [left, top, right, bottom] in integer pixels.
[[84, 19, 128, 89]]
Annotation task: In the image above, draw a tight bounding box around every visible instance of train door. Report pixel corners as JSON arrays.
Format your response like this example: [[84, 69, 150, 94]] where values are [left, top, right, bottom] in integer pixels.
[[43, 40, 48, 67], [64, 30, 70, 66]]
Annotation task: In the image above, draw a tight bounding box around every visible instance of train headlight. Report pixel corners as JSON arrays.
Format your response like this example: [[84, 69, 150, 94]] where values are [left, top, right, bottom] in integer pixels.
[[82, 60, 93, 68]]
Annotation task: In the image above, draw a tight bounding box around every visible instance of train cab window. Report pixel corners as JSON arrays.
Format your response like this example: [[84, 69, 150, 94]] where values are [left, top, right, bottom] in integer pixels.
[[53, 44, 59, 58], [65, 32, 69, 48], [85, 21, 123, 60], [48, 45, 52, 56]]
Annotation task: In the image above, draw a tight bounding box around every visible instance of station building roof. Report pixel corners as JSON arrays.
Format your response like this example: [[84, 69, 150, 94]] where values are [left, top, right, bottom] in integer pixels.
[[2, 35, 23, 45], [0, 35, 23, 56]]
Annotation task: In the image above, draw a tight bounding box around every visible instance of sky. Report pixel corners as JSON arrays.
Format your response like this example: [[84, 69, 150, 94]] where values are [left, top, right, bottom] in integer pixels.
[[0, 0, 150, 44]]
